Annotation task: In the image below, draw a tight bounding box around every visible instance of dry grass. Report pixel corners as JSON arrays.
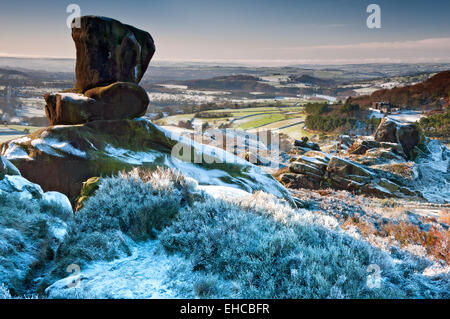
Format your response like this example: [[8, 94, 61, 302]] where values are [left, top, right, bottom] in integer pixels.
[[343, 217, 449, 263], [271, 166, 290, 181]]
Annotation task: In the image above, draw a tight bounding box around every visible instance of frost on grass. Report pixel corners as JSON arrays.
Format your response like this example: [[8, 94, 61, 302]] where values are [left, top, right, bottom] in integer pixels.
[[2, 167, 448, 299], [160, 191, 449, 299], [0, 192, 72, 296]]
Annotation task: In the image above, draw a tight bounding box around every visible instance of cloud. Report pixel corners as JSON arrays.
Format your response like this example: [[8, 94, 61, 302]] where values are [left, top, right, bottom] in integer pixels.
[[274, 37, 450, 51], [0, 52, 74, 59]]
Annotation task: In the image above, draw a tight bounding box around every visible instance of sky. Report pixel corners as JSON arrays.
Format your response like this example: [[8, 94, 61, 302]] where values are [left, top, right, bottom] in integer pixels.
[[0, 0, 450, 65]]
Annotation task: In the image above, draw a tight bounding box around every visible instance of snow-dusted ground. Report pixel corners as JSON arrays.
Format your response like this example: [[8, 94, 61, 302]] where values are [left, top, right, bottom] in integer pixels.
[[415, 140, 450, 203], [46, 240, 187, 299], [369, 110, 425, 123]]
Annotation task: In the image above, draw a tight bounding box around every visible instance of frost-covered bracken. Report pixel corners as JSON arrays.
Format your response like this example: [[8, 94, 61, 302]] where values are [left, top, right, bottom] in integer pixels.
[[39, 168, 449, 299]]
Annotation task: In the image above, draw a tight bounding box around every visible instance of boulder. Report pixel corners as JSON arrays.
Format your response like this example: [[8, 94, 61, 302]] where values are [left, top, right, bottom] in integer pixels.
[[72, 16, 155, 92], [348, 139, 381, 155], [294, 138, 320, 151], [374, 118, 425, 160], [396, 123, 424, 159], [44, 82, 149, 125], [374, 118, 397, 143], [281, 149, 423, 200], [0, 155, 20, 179], [1, 119, 293, 205], [327, 157, 372, 179], [280, 173, 322, 190]]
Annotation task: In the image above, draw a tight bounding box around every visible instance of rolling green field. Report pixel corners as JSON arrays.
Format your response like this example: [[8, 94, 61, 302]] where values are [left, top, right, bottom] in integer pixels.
[[158, 105, 310, 139]]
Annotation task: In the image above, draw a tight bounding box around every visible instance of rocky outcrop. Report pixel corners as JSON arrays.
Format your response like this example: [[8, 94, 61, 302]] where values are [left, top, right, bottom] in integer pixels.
[[0, 155, 72, 210], [44, 82, 149, 125], [374, 118, 425, 160], [0, 155, 20, 179], [1, 119, 293, 205], [279, 151, 422, 200], [72, 16, 155, 92], [2, 17, 293, 208], [43, 16, 154, 126], [293, 137, 320, 151]]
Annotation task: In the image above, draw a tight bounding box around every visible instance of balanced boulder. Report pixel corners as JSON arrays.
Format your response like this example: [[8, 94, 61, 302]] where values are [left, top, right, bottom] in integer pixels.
[[43, 16, 155, 126], [44, 82, 149, 125], [72, 16, 155, 92]]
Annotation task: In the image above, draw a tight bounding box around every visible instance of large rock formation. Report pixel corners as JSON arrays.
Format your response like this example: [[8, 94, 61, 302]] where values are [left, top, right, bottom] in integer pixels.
[[280, 151, 422, 200], [279, 117, 450, 202], [1, 119, 292, 205], [2, 16, 293, 208], [44, 16, 154, 126], [72, 16, 155, 92]]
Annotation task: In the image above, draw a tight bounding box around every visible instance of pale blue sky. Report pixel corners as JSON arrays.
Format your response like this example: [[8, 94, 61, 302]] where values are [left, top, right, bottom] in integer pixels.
[[0, 0, 449, 65]]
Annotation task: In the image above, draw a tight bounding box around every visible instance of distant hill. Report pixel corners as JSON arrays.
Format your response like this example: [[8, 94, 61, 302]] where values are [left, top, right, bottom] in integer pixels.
[[288, 74, 335, 87], [354, 70, 450, 109], [180, 75, 278, 92], [0, 68, 28, 80]]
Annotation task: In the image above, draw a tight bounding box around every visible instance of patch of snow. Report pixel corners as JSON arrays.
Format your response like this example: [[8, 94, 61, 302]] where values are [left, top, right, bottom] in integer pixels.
[[58, 93, 92, 102], [50, 224, 68, 242], [3, 142, 32, 161], [43, 191, 73, 212], [198, 185, 251, 200], [10, 136, 31, 144], [104, 145, 158, 165], [0, 175, 43, 199], [44, 138, 87, 158], [31, 138, 64, 158], [45, 240, 187, 299]]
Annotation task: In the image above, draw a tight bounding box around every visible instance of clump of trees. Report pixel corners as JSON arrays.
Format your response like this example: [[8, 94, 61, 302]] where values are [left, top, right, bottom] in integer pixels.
[[195, 112, 232, 119], [419, 110, 450, 138], [340, 98, 360, 114], [304, 102, 329, 115]]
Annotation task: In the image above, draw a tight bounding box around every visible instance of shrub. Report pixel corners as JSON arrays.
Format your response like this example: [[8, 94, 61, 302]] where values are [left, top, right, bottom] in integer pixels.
[[41, 168, 199, 292], [304, 103, 329, 115], [160, 192, 448, 298], [0, 192, 72, 296]]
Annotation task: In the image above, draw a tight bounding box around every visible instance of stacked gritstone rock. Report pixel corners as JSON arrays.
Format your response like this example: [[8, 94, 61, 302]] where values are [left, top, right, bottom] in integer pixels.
[[44, 16, 155, 125], [0, 16, 294, 207], [279, 118, 428, 200]]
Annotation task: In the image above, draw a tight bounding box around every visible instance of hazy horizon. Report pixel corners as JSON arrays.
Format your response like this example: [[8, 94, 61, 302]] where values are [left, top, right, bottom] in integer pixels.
[[1, 0, 450, 66]]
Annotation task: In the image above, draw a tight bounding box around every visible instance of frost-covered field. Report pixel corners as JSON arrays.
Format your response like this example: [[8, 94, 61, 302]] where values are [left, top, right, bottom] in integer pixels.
[[1, 167, 448, 299]]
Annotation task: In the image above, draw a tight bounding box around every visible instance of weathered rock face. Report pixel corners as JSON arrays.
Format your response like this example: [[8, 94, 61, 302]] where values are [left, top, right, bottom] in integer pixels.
[[1, 119, 293, 205], [72, 16, 155, 92], [279, 150, 422, 200], [374, 118, 398, 143], [396, 123, 423, 159], [373, 118, 425, 160], [44, 82, 149, 125], [294, 137, 320, 151], [0, 155, 20, 179], [43, 16, 154, 126]]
